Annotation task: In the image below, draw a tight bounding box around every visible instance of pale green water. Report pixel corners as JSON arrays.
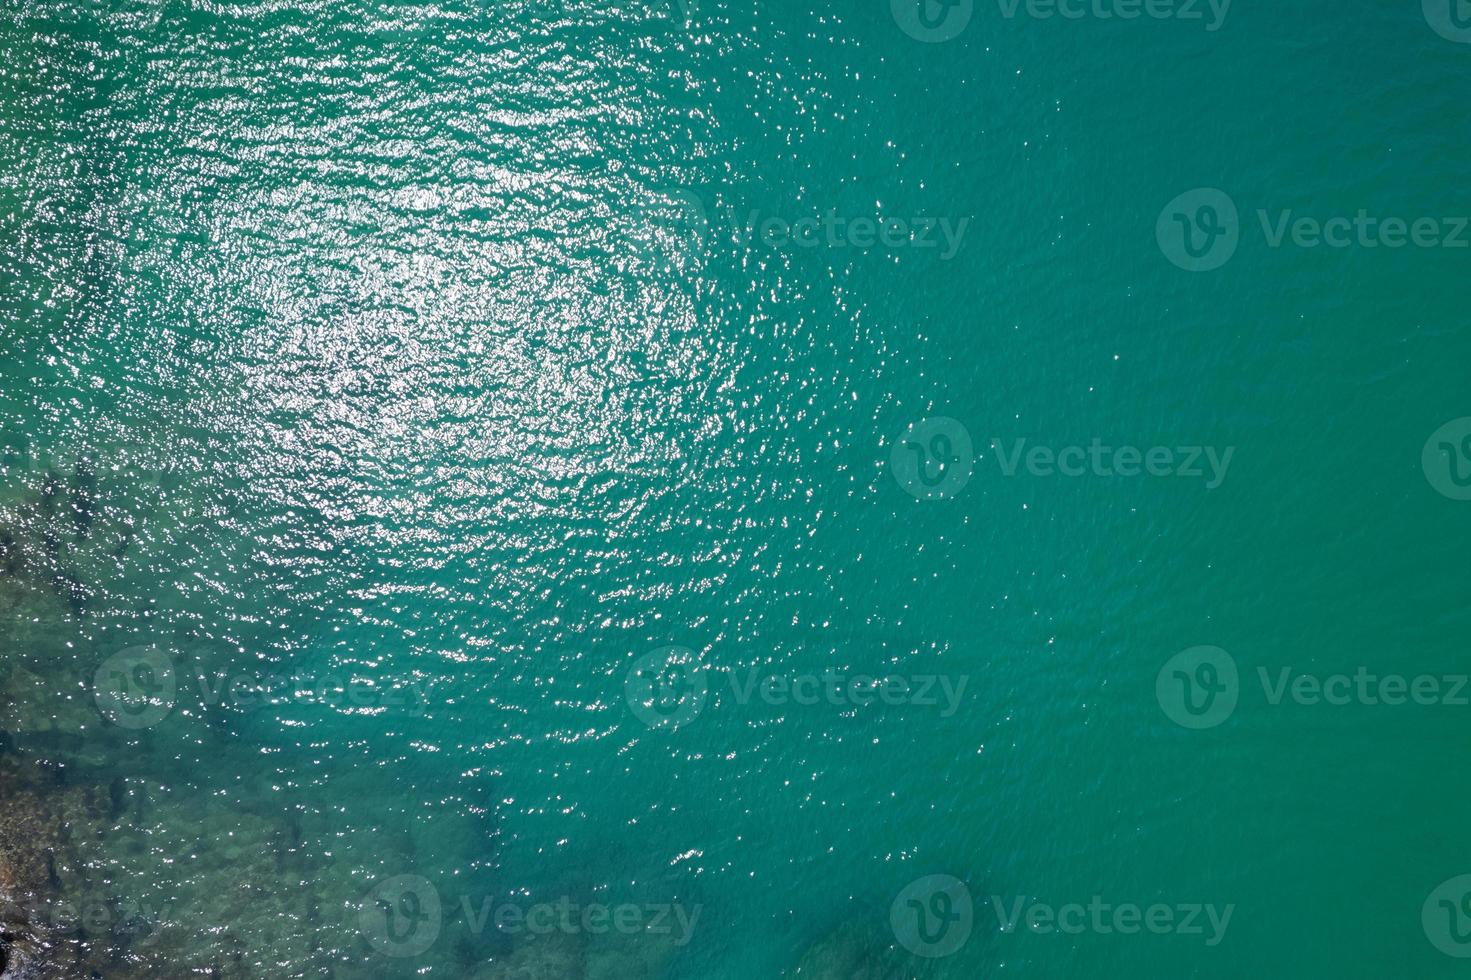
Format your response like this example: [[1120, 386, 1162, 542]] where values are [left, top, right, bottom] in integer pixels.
[[2, 1, 1471, 977]]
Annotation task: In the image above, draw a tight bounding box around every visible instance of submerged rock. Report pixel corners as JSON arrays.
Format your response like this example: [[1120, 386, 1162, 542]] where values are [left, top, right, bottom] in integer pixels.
[[0, 755, 313, 979], [68, 464, 95, 543], [0, 527, 18, 579], [0, 761, 97, 979], [0, 459, 143, 615], [584, 928, 682, 980], [0, 769, 60, 899], [0, 916, 47, 980], [469, 932, 583, 979], [788, 919, 922, 980], [462, 907, 687, 980], [0, 663, 98, 741], [0, 577, 106, 761]]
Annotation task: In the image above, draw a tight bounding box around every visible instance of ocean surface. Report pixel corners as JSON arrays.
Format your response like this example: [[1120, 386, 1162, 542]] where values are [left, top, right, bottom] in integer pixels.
[[2, 0, 1470, 977]]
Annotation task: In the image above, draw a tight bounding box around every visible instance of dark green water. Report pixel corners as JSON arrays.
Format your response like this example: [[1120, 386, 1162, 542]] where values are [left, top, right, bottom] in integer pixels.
[[2, 0, 1470, 977]]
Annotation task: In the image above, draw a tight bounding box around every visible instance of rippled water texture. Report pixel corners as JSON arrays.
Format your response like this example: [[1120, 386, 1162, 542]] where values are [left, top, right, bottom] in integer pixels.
[[3, 0, 1471, 977]]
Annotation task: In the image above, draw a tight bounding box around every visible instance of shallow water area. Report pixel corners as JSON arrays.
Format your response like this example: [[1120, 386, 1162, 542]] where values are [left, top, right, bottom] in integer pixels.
[[4, 0, 1471, 978]]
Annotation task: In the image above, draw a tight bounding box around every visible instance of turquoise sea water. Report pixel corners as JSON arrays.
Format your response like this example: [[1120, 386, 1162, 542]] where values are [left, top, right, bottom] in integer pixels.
[[3, 0, 1471, 977]]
